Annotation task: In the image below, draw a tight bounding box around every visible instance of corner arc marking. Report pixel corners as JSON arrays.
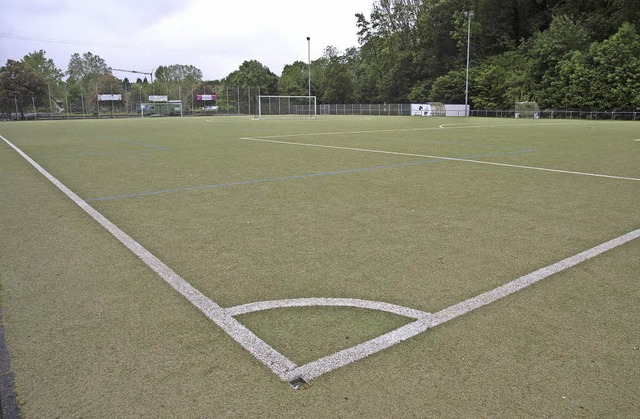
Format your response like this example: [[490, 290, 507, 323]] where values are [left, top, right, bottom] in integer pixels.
[[225, 298, 431, 320]]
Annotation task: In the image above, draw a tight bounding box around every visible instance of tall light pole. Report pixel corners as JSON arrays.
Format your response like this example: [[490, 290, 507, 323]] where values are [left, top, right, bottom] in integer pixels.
[[307, 36, 311, 117], [464, 11, 474, 117]]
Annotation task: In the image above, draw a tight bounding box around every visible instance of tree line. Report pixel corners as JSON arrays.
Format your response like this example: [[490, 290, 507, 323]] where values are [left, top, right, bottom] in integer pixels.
[[2, 0, 640, 118]]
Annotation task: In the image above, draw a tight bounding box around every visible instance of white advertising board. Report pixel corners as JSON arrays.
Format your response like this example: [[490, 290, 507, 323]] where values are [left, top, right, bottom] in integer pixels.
[[98, 94, 122, 101]]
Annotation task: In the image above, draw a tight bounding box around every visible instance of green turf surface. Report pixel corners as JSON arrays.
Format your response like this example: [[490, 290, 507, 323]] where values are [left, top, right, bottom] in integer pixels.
[[0, 116, 638, 417]]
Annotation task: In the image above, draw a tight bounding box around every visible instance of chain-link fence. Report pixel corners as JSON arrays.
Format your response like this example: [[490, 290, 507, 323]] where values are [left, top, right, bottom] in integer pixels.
[[2, 91, 639, 121], [319, 104, 412, 116], [469, 109, 640, 120]]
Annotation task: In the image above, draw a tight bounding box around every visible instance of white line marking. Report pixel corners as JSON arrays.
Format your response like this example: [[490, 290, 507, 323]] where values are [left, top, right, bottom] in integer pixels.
[[0, 134, 296, 379], [238, 121, 579, 140], [287, 228, 640, 381], [438, 122, 582, 129], [225, 298, 431, 319], [429, 228, 640, 327], [4, 132, 639, 387], [241, 137, 640, 182]]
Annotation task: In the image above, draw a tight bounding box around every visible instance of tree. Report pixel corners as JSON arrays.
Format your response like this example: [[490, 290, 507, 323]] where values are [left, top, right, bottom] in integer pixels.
[[278, 61, 309, 96], [122, 77, 132, 92], [524, 15, 591, 108], [469, 0, 558, 57], [553, 23, 640, 110], [314, 47, 356, 103], [354, 12, 387, 102], [553, 0, 640, 41], [22, 50, 64, 86], [65, 52, 112, 113], [412, 0, 463, 95], [224, 60, 278, 94], [0, 59, 48, 118], [67, 52, 111, 83], [154, 64, 203, 103], [552, 50, 595, 109], [428, 69, 466, 104], [22, 50, 65, 109], [154, 64, 203, 84], [470, 51, 529, 109]]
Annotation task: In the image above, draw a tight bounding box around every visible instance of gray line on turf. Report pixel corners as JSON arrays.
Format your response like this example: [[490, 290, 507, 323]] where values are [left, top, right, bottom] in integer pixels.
[[0, 134, 296, 380], [40, 150, 150, 159], [85, 159, 449, 201], [241, 137, 640, 182], [85, 148, 536, 202], [96, 136, 170, 150], [240, 121, 580, 140]]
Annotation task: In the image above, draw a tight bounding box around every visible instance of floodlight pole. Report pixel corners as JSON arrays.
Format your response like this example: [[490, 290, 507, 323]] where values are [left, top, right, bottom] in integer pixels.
[[307, 36, 311, 117], [464, 10, 474, 117]]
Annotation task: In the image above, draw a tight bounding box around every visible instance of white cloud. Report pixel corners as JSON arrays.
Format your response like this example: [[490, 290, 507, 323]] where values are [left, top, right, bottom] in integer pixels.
[[0, 0, 374, 80]]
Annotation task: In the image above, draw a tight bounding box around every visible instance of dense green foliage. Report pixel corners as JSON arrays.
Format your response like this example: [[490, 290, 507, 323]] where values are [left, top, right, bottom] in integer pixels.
[[2, 0, 640, 115], [346, 0, 640, 109], [0, 60, 48, 117]]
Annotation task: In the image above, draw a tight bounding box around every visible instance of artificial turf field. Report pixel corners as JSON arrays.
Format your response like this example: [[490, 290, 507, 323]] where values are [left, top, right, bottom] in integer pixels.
[[0, 115, 638, 417]]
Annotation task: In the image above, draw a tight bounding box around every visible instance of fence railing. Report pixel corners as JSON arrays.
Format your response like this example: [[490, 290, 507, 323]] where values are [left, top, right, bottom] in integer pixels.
[[319, 104, 412, 116], [469, 109, 639, 120], [2, 97, 638, 121]]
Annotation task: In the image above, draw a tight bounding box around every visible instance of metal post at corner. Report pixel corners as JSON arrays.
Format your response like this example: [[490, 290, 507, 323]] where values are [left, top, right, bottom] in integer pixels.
[[464, 10, 474, 117], [307, 36, 311, 118]]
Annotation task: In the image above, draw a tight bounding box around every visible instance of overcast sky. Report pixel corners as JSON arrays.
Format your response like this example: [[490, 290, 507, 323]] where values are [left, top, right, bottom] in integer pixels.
[[0, 0, 375, 81]]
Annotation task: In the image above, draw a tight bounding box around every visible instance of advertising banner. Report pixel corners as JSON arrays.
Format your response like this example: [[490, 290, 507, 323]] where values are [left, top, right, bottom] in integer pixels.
[[197, 94, 217, 101], [98, 94, 122, 101]]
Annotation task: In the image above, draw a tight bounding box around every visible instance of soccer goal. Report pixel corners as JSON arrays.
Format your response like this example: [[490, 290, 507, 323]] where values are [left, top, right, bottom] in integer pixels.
[[141, 100, 183, 117], [515, 102, 540, 119], [254, 96, 316, 120]]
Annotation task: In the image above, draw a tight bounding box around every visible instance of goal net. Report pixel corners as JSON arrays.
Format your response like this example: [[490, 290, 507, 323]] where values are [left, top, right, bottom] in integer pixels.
[[141, 100, 183, 117], [515, 102, 540, 119], [254, 96, 316, 120]]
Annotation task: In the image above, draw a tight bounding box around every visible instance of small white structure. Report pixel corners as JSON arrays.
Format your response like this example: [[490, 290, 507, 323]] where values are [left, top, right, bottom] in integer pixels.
[[412, 102, 445, 116], [412, 103, 469, 117]]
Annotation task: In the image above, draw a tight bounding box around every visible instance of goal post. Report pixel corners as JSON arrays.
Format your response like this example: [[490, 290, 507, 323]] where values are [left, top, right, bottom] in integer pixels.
[[515, 101, 540, 119], [254, 95, 317, 120]]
